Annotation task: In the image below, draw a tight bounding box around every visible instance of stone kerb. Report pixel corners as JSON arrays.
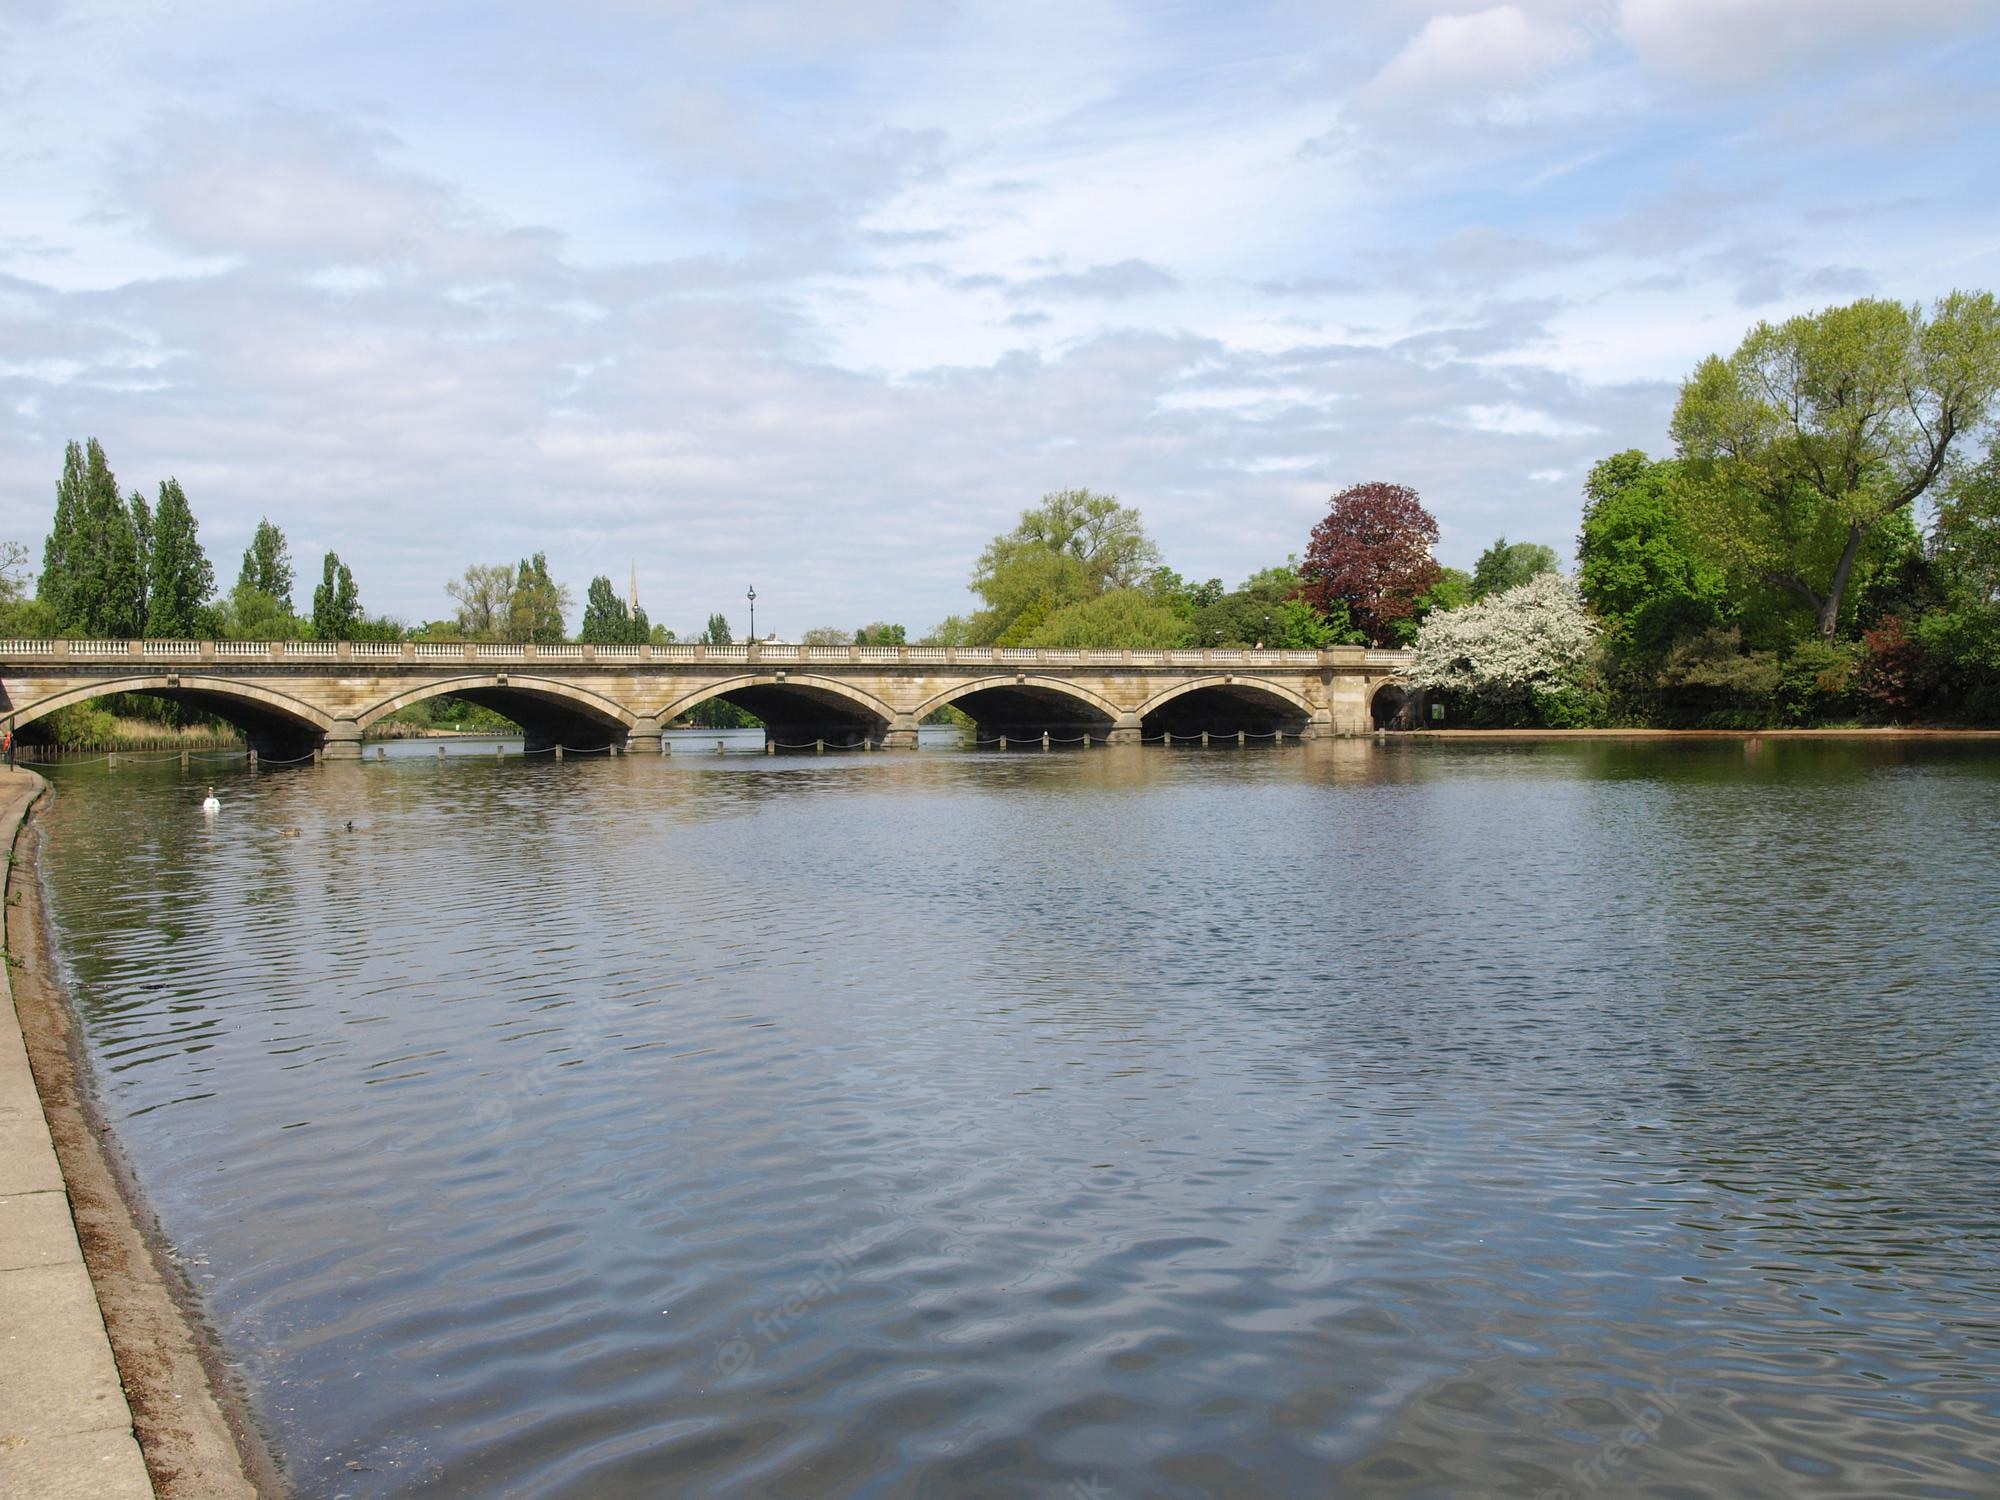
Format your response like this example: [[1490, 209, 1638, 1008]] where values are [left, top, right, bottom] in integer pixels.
[[0, 771, 153, 1499]]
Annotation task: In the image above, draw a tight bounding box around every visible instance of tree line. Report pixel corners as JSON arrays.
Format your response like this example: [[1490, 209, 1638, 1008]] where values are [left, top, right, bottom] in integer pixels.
[[1409, 292, 2000, 727], [915, 294, 1999, 727], [10, 291, 1995, 729]]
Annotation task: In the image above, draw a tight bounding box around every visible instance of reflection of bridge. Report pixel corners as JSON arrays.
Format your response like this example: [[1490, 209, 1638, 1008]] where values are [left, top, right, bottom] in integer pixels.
[[0, 639, 1417, 758]]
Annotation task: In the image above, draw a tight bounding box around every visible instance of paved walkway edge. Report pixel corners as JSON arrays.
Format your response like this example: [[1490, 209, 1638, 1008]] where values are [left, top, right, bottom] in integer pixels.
[[0, 769, 154, 1497]]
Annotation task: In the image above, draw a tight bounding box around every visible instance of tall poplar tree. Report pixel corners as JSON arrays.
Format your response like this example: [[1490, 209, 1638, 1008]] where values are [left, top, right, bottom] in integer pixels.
[[238, 518, 295, 603], [145, 478, 215, 637], [507, 552, 570, 643], [39, 441, 86, 625], [127, 488, 152, 628], [43, 439, 147, 637], [310, 551, 362, 640], [579, 575, 632, 643]]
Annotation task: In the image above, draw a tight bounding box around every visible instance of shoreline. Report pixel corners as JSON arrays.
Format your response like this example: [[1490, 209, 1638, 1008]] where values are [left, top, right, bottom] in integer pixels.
[[5, 774, 283, 1498], [1391, 726, 2000, 740]]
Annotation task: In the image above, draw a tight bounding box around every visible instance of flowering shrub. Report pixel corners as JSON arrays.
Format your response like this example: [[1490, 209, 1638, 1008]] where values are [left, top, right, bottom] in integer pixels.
[[1410, 573, 1600, 724]]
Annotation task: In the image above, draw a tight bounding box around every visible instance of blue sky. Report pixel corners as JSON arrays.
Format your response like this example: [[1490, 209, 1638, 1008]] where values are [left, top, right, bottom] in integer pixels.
[[4, 0, 1998, 636]]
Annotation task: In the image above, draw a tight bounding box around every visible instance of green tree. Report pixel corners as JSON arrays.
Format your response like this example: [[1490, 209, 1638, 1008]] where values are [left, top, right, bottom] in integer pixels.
[[853, 622, 906, 646], [0, 540, 31, 610], [1670, 292, 2000, 642], [1188, 563, 1361, 648], [579, 576, 625, 643], [220, 582, 303, 640], [1470, 536, 1560, 598], [801, 626, 853, 645], [703, 612, 733, 646], [145, 479, 215, 638], [446, 564, 514, 640], [237, 518, 295, 605], [579, 575, 647, 644], [127, 488, 152, 627], [39, 439, 146, 637], [39, 442, 85, 627], [1021, 589, 1190, 648], [508, 552, 570, 643], [310, 551, 362, 640], [1892, 439, 2000, 720], [349, 614, 408, 643], [1145, 569, 1226, 627], [1577, 452, 1731, 662], [75, 445, 146, 636], [920, 616, 972, 646], [0, 541, 51, 637], [969, 489, 1162, 643]]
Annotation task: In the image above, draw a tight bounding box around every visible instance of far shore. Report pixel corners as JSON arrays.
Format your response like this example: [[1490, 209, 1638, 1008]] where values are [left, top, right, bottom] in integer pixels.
[[1394, 726, 2000, 740]]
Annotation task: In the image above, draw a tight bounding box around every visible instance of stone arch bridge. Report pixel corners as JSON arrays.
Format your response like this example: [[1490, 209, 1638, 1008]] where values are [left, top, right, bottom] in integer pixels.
[[0, 639, 1417, 758]]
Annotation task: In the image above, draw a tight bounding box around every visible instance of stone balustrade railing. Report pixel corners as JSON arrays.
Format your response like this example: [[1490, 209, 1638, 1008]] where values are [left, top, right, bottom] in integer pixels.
[[0, 639, 1413, 669]]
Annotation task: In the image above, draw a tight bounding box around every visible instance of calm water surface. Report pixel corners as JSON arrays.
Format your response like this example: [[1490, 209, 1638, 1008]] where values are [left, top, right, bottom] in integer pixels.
[[33, 739, 2000, 1498]]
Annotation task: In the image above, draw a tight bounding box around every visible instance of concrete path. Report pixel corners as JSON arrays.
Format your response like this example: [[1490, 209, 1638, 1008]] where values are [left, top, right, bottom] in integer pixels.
[[0, 770, 153, 1498]]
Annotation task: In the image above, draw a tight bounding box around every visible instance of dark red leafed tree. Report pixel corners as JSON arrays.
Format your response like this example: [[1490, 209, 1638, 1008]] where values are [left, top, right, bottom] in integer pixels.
[[1299, 481, 1442, 645]]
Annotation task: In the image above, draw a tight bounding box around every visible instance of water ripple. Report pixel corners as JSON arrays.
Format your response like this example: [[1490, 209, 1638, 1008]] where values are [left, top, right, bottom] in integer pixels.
[[31, 739, 2000, 1497]]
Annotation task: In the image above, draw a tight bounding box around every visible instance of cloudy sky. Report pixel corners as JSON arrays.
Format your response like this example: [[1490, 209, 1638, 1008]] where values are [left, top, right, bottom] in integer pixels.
[[4, 1, 1998, 636]]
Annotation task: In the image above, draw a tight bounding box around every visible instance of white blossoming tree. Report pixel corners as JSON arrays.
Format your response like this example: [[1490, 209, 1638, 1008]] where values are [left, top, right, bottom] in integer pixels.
[[1409, 572, 1601, 724]]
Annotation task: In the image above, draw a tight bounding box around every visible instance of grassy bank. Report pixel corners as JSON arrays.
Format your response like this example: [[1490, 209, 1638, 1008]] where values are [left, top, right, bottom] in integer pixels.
[[23, 712, 243, 753]]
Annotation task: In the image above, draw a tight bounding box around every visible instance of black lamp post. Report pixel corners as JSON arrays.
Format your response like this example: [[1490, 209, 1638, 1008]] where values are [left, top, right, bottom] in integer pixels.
[[747, 584, 757, 644]]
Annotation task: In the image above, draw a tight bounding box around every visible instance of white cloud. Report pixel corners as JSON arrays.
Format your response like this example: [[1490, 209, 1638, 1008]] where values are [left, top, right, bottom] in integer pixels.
[[1365, 6, 1566, 104], [1458, 402, 1599, 437], [1620, 0, 1981, 84], [0, 0, 1995, 625]]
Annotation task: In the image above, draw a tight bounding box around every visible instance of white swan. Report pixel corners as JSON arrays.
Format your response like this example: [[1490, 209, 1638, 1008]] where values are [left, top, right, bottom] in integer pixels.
[[201, 786, 220, 814]]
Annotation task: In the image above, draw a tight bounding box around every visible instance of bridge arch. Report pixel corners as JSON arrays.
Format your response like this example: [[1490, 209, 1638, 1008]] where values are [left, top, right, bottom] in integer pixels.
[[908, 680, 1128, 732], [3, 674, 332, 757], [359, 675, 635, 752], [358, 675, 636, 732], [656, 675, 897, 748], [909, 675, 1123, 739], [1369, 679, 1416, 730], [1134, 675, 1314, 738]]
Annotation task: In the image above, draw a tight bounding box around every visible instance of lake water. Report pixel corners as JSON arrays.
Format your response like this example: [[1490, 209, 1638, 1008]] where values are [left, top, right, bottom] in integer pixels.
[[30, 739, 2000, 1498]]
